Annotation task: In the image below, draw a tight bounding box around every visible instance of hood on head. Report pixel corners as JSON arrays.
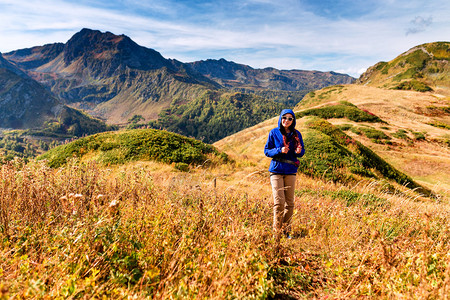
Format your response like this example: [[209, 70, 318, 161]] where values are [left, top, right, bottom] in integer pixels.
[[278, 109, 296, 131]]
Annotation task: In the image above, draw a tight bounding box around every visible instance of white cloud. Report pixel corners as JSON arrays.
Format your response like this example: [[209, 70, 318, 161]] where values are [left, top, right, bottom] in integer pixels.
[[0, 0, 449, 77]]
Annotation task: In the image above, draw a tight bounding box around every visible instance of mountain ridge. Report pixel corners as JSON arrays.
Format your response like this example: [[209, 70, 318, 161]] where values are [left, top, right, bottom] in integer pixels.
[[0, 51, 114, 138], [3, 28, 354, 128], [187, 58, 354, 91], [357, 41, 449, 95]]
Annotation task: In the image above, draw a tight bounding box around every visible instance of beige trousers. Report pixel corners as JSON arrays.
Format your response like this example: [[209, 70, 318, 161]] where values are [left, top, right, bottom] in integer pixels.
[[270, 174, 296, 233]]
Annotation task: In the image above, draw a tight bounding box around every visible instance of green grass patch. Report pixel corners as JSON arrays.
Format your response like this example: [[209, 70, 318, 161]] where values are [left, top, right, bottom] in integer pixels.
[[427, 121, 450, 130], [357, 126, 391, 142], [392, 129, 410, 140], [412, 131, 426, 141], [296, 188, 388, 208], [296, 101, 383, 123], [336, 124, 353, 131], [393, 80, 432, 92], [38, 128, 229, 168]]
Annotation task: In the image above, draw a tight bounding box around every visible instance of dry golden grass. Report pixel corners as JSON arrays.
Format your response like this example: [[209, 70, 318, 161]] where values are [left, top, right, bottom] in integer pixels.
[[1, 83, 449, 298], [1, 153, 450, 298]]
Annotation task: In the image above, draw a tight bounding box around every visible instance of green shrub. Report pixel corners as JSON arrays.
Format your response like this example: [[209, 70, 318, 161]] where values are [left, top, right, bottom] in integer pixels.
[[358, 126, 390, 141], [392, 129, 410, 140], [427, 121, 450, 130], [174, 162, 190, 172], [296, 102, 383, 123], [38, 129, 229, 168], [297, 129, 354, 182], [350, 127, 362, 135], [301, 118, 433, 196], [337, 124, 353, 131], [412, 131, 426, 141], [393, 80, 432, 92]]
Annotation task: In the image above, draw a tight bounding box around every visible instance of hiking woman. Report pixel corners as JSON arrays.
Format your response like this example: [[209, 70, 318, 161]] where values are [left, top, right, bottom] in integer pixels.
[[264, 109, 305, 239]]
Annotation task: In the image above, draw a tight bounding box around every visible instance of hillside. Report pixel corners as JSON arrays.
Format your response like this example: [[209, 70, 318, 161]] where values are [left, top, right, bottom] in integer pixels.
[[147, 90, 284, 143], [298, 85, 450, 195], [213, 42, 450, 196], [3, 113, 450, 298], [291, 42, 450, 196], [0, 67, 60, 129], [0, 53, 112, 135], [357, 42, 450, 95]]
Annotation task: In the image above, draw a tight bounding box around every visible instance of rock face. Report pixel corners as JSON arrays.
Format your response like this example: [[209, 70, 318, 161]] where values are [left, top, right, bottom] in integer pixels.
[[4, 28, 355, 124], [0, 53, 61, 128], [0, 52, 111, 134]]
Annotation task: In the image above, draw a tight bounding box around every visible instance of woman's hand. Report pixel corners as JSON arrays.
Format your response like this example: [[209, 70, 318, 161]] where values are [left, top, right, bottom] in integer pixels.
[[281, 146, 289, 154], [295, 145, 302, 154]]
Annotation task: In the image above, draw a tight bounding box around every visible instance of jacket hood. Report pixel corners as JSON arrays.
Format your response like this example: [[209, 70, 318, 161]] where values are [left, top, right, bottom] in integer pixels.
[[278, 109, 296, 131]]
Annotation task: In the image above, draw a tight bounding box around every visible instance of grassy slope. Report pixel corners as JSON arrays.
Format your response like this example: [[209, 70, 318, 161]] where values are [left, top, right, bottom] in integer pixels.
[[1, 87, 450, 298], [2, 42, 450, 299], [2, 139, 450, 298], [358, 42, 450, 95], [302, 85, 449, 195]]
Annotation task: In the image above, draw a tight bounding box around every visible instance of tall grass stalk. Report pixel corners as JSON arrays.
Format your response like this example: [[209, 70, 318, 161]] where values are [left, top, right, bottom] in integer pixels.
[[0, 158, 449, 298]]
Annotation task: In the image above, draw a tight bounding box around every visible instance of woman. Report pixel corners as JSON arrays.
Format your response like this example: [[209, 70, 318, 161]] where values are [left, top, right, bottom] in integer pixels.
[[264, 109, 305, 239]]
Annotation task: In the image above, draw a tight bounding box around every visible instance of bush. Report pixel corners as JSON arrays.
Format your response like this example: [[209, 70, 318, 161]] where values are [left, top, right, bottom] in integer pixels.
[[427, 121, 450, 130], [412, 131, 426, 141], [301, 118, 433, 196], [38, 129, 229, 168], [393, 80, 432, 92], [174, 162, 190, 172], [392, 129, 410, 140], [337, 124, 353, 131], [358, 126, 390, 141], [297, 101, 383, 123]]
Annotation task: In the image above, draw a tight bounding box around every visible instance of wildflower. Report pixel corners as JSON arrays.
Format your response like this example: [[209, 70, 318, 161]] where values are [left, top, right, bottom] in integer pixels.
[[109, 199, 120, 216]]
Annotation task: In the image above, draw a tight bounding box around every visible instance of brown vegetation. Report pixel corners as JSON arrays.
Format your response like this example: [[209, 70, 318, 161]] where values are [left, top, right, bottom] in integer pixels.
[[0, 153, 449, 298]]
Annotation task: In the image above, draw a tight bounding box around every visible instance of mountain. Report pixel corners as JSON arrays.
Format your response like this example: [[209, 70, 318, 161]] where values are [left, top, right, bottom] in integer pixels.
[[0, 52, 113, 135], [357, 42, 450, 95], [0, 60, 60, 129], [4, 42, 65, 70], [3, 29, 355, 130], [187, 58, 354, 91], [3, 29, 221, 124]]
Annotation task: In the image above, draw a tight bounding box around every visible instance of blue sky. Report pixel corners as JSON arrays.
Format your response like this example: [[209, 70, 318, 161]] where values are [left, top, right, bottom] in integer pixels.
[[0, 0, 448, 77]]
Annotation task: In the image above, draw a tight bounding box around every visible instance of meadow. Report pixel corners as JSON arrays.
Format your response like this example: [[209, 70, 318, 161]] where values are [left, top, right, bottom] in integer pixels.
[[1, 155, 449, 299]]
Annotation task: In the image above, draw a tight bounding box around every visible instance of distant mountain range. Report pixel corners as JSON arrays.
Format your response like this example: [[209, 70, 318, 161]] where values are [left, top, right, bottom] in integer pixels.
[[187, 58, 353, 91], [1, 28, 354, 142]]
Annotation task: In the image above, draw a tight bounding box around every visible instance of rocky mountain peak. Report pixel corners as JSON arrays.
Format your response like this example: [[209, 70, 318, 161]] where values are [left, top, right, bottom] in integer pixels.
[[63, 28, 172, 73]]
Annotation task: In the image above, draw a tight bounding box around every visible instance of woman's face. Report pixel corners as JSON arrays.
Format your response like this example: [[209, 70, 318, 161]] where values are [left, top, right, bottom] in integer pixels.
[[281, 113, 294, 129]]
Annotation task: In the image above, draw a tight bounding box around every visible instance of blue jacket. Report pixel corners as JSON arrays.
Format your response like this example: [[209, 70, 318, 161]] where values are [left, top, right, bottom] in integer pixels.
[[264, 109, 305, 174]]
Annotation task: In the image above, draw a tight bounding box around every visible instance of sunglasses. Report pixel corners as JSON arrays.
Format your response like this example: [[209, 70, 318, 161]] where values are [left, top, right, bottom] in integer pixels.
[[282, 116, 293, 121]]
